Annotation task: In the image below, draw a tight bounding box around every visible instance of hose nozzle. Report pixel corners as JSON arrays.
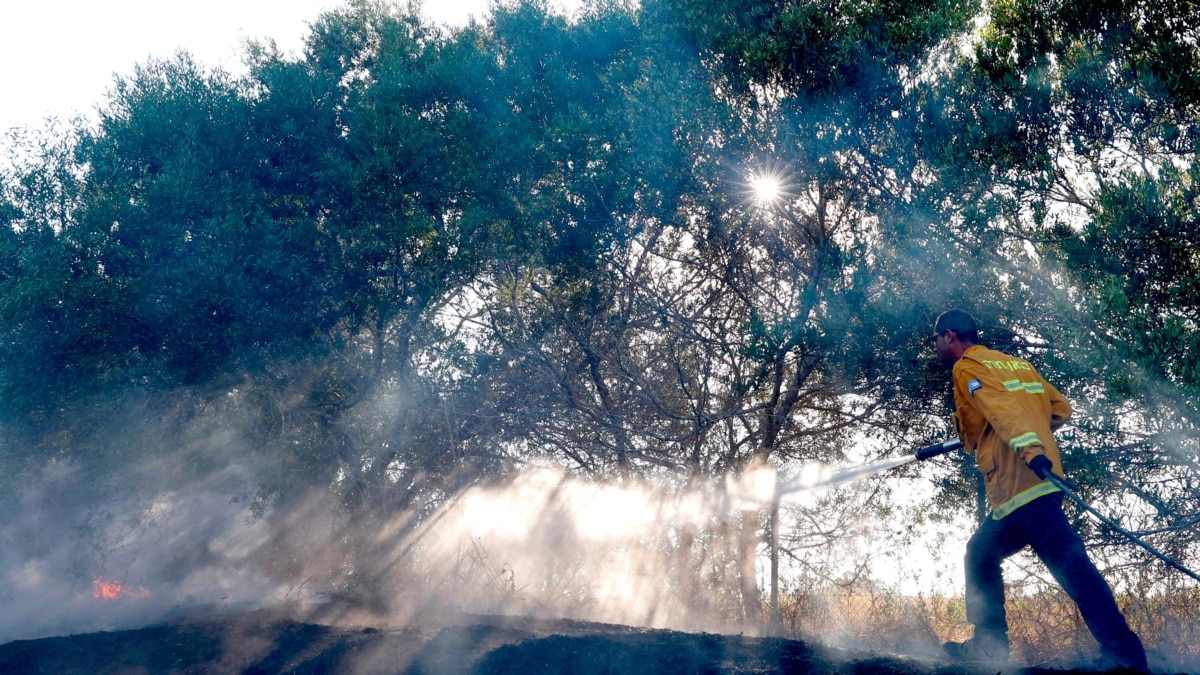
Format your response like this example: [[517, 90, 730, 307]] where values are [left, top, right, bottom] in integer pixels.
[[914, 438, 963, 461]]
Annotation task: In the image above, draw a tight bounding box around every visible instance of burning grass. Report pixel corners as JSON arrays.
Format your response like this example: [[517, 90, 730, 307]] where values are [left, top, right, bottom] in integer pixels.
[[92, 576, 152, 600]]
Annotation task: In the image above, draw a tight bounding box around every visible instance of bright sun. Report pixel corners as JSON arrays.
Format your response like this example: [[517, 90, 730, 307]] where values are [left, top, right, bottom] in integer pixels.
[[750, 173, 782, 205]]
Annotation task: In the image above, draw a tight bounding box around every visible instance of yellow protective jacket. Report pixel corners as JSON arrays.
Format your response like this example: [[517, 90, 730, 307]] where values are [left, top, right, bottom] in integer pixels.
[[952, 345, 1073, 519]]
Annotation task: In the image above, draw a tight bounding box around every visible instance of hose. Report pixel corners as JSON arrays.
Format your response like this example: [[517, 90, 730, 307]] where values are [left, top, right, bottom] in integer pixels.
[[916, 438, 1200, 583], [1044, 473, 1200, 584], [804, 437, 1200, 582]]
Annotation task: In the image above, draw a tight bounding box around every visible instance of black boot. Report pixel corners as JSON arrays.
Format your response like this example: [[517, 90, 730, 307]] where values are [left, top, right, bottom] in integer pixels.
[[1095, 646, 1148, 674]]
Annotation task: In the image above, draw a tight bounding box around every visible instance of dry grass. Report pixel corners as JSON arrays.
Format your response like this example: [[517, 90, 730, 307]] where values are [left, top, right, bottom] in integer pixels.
[[779, 587, 1200, 671]]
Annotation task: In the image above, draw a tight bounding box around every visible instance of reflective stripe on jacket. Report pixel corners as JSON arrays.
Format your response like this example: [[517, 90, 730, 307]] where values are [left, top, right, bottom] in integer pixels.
[[952, 345, 1073, 519]]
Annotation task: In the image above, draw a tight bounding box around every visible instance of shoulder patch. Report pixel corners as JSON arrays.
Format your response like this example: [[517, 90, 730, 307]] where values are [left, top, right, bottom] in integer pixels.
[[968, 379, 983, 397]]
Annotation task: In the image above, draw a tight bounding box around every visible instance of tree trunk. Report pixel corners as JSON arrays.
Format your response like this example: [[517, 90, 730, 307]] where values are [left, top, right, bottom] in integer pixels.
[[738, 507, 762, 627], [769, 495, 781, 633]]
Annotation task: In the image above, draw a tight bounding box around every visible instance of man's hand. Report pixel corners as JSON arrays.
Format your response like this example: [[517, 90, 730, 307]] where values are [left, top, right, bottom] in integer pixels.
[[1027, 455, 1053, 480]]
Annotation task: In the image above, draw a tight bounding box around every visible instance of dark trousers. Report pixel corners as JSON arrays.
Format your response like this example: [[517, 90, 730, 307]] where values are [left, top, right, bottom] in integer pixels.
[[965, 493, 1147, 669]]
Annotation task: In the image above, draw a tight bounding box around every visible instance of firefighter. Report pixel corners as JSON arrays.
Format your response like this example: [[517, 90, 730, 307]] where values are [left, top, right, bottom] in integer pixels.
[[930, 309, 1147, 670]]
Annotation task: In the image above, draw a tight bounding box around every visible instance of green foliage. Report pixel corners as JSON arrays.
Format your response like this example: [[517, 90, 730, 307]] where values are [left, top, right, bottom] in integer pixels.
[[669, 0, 979, 100]]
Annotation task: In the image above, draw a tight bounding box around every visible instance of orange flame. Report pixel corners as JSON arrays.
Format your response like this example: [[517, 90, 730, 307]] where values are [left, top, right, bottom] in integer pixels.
[[92, 576, 151, 600]]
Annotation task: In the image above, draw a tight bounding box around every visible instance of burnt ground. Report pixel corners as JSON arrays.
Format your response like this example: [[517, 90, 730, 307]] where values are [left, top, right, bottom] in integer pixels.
[[0, 607, 1172, 675]]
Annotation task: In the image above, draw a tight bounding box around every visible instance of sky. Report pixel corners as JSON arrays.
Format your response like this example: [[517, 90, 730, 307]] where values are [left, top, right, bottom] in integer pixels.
[[0, 0, 529, 136]]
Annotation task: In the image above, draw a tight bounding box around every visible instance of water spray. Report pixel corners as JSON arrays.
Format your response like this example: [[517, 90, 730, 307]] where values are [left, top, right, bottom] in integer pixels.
[[774, 439, 962, 496]]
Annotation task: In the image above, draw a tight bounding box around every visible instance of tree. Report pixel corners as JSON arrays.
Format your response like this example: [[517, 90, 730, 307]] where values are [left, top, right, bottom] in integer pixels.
[[906, 0, 1200, 569], [3, 0, 1198, 636]]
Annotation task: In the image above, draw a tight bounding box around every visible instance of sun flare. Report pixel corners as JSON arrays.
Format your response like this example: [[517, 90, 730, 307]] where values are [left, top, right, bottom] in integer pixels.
[[749, 172, 783, 206]]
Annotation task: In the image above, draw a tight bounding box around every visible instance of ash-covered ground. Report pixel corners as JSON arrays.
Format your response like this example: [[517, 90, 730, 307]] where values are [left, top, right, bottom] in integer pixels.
[[0, 604, 1174, 674], [4, 463, 1191, 674]]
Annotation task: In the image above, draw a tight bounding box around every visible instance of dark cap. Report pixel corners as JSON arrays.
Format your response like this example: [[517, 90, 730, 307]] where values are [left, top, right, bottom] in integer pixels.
[[934, 309, 979, 343]]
